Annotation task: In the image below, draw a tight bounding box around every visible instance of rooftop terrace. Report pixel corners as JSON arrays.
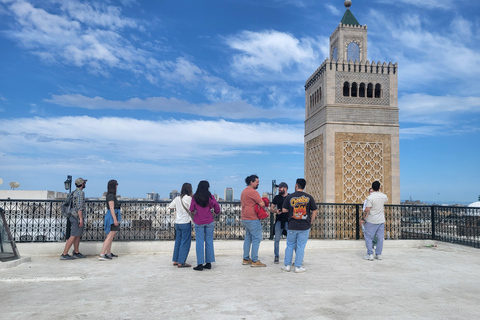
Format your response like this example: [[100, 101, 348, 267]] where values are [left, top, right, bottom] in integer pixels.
[[1, 239, 479, 319]]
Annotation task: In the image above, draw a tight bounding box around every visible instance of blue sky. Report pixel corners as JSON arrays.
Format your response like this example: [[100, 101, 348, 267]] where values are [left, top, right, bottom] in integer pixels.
[[0, 0, 479, 203]]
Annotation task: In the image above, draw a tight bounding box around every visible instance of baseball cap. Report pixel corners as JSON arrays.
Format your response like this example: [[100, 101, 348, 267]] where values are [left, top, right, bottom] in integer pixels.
[[278, 182, 288, 189], [75, 177, 87, 186]]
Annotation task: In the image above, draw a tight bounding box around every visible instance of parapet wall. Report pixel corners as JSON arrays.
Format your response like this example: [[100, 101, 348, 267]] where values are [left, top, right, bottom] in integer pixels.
[[305, 59, 398, 90]]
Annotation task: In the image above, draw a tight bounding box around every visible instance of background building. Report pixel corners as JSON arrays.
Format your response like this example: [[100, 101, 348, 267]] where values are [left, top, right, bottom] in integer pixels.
[[304, 1, 400, 204], [169, 190, 180, 200], [224, 188, 234, 202], [0, 190, 68, 200], [147, 191, 160, 201]]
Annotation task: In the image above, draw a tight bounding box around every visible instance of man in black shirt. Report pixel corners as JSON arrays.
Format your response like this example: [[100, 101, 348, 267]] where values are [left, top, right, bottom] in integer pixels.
[[270, 182, 289, 264], [281, 178, 317, 273]]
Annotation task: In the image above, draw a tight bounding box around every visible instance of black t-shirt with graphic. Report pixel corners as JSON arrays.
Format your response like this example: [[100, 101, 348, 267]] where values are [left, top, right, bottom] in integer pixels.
[[282, 191, 317, 231]]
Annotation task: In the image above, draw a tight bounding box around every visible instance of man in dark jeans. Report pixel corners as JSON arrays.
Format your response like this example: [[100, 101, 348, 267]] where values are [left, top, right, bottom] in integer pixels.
[[270, 182, 289, 264]]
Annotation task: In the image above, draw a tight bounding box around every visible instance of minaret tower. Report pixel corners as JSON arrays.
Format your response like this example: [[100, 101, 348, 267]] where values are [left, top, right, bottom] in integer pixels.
[[304, 0, 400, 207]]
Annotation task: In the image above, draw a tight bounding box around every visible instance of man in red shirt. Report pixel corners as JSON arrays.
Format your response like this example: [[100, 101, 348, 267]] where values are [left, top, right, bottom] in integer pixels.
[[240, 175, 266, 267]]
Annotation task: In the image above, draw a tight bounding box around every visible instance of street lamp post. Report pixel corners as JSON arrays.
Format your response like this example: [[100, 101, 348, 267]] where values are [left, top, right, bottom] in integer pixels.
[[64, 175, 72, 240], [64, 175, 72, 193], [269, 180, 278, 240]]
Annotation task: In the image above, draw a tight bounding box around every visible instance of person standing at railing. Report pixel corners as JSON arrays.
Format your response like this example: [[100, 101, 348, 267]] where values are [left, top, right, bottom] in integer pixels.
[[270, 182, 289, 264], [190, 180, 221, 271], [240, 174, 267, 267], [168, 183, 193, 268], [60, 177, 87, 260], [361, 181, 388, 261], [362, 187, 378, 249], [281, 178, 317, 273], [99, 179, 121, 261]]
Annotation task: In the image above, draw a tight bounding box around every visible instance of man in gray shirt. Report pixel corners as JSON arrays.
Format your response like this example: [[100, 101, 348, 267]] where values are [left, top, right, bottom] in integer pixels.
[[361, 181, 388, 261]]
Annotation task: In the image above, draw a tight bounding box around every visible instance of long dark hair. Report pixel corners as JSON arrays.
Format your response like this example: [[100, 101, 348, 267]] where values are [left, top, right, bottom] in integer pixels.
[[181, 183, 193, 197], [107, 179, 118, 195], [193, 180, 211, 208]]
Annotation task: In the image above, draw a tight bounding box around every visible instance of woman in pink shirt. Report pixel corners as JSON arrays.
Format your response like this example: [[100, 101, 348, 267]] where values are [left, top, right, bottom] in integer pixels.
[[189, 180, 221, 271]]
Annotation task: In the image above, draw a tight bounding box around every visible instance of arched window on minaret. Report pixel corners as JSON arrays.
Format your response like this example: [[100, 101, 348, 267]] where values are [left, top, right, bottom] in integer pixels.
[[332, 47, 338, 61], [343, 82, 350, 97], [375, 84, 382, 98], [351, 82, 358, 97], [367, 83, 373, 98], [319, 87, 322, 101], [359, 83, 366, 97], [347, 42, 360, 62], [310, 95, 313, 108]]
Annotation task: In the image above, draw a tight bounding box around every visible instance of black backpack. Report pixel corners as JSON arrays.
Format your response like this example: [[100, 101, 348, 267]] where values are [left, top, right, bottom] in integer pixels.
[[61, 192, 75, 218]]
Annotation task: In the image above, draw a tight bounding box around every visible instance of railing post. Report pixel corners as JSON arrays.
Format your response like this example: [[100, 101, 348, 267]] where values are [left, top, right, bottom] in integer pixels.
[[355, 204, 360, 240], [431, 206, 435, 240]]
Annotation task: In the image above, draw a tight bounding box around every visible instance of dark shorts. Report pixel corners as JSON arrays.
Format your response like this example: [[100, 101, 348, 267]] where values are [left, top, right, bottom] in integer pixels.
[[69, 216, 84, 237], [110, 224, 120, 232]]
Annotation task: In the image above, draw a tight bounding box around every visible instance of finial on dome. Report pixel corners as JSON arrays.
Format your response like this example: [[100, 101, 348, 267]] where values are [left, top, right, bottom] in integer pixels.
[[345, 0, 352, 9]]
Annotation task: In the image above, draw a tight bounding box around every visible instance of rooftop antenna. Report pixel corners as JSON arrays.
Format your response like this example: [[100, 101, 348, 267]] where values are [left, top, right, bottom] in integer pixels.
[[9, 181, 20, 190]]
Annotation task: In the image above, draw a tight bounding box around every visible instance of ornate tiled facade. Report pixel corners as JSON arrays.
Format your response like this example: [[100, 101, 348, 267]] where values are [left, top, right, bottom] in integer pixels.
[[305, 135, 323, 203]]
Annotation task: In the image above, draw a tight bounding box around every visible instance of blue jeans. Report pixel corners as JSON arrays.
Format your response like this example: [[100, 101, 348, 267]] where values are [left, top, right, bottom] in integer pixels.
[[364, 222, 384, 255], [284, 229, 310, 268], [194, 222, 215, 265], [173, 223, 192, 264], [274, 221, 288, 257], [242, 219, 262, 262]]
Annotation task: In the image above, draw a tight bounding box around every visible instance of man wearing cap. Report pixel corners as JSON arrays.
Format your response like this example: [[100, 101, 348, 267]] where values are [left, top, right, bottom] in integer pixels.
[[60, 178, 87, 260], [270, 182, 289, 264]]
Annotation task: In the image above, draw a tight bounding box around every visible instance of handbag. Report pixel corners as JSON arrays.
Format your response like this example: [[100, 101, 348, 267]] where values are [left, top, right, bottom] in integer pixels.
[[255, 197, 270, 220], [180, 196, 195, 220]]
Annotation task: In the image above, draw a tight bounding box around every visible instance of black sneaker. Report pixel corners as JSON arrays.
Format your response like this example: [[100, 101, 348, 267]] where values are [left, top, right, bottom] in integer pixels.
[[203, 263, 211, 269], [193, 264, 204, 271], [274, 256, 279, 264], [99, 254, 112, 261], [60, 254, 74, 260], [73, 252, 86, 259], [106, 253, 118, 258]]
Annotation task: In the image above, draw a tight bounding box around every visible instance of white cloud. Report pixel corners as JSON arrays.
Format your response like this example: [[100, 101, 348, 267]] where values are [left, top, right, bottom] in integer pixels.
[[0, 116, 304, 162], [225, 30, 328, 81], [44, 94, 305, 120], [375, 0, 453, 9], [324, 3, 340, 16], [366, 10, 480, 94]]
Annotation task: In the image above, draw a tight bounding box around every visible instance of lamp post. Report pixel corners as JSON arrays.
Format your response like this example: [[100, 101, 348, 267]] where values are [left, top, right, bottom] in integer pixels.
[[64, 175, 72, 193], [269, 180, 278, 240], [64, 175, 72, 240]]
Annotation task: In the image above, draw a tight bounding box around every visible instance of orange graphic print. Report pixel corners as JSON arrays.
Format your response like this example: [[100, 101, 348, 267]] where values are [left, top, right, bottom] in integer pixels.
[[290, 196, 309, 220]]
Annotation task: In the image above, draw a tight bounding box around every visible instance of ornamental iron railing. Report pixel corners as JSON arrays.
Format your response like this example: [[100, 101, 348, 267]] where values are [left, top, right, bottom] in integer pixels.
[[0, 200, 479, 249]]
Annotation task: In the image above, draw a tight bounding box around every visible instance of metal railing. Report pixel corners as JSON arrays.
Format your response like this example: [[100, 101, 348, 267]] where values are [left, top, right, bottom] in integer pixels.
[[1, 199, 479, 248]]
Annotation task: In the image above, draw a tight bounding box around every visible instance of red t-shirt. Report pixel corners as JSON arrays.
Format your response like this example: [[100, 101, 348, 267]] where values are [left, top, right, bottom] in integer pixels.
[[241, 187, 263, 220]]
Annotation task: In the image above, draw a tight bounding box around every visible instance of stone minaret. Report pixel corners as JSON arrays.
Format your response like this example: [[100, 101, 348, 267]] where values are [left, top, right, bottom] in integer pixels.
[[304, 0, 400, 205]]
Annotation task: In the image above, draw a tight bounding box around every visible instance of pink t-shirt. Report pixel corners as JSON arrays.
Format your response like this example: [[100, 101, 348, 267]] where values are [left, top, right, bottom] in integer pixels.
[[241, 187, 263, 220]]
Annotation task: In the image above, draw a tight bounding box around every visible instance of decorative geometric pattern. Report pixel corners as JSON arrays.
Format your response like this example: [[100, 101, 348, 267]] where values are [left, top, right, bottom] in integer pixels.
[[335, 72, 389, 105], [342, 141, 384, 204], [306, 135, 323, 203]]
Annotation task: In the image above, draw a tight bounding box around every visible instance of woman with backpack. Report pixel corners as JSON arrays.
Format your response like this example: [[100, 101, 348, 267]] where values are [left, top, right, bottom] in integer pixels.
[[99, 179, 121, 261], [167, 183, 193, 268], [189, 180, 220, 271]]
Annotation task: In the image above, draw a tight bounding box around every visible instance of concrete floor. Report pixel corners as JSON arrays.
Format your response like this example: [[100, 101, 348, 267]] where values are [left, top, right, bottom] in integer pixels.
[[1, 240, 479, 319]]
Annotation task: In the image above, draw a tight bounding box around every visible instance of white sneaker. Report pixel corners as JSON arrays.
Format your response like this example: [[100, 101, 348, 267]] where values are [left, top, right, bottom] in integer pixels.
[[281, 265, 291, 272], [363, 254, 374, 261], [294, 266, 307, 273], [375, 254, 382, 260]]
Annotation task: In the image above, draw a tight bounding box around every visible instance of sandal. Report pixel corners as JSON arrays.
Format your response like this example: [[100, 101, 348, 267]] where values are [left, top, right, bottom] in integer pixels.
[[177, 263, 191, 268], [173, 262, 178, 266]]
